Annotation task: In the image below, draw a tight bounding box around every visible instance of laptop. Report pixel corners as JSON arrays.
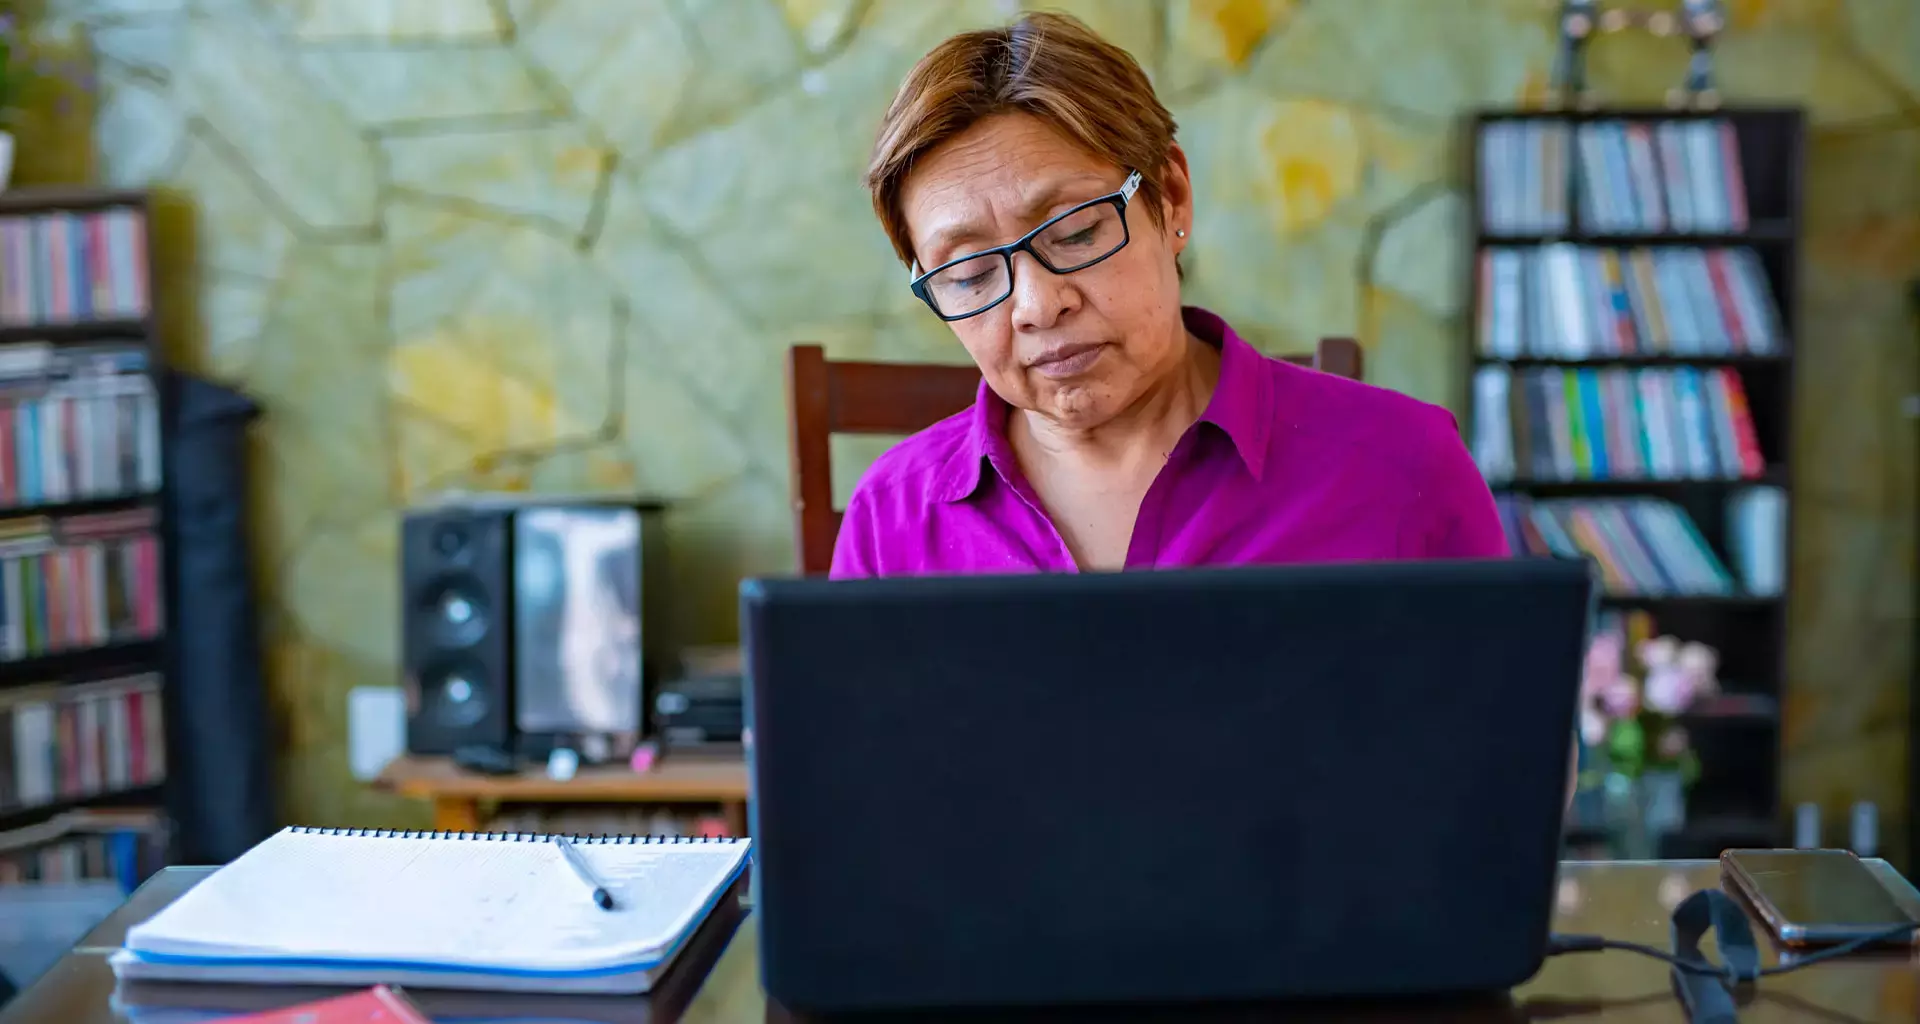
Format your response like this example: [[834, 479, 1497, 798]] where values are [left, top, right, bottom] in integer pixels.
[[742, 557, 1595, 1013]]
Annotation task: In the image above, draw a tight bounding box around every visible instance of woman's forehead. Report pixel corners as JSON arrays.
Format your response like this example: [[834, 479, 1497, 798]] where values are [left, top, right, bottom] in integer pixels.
[[902, 115, 1117, 249], [908, 114, 1111, 203]]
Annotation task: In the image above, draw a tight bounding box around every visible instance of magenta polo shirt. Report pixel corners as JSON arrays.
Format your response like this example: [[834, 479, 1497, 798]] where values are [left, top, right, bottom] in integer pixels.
[[830, 307, 1507, 578]]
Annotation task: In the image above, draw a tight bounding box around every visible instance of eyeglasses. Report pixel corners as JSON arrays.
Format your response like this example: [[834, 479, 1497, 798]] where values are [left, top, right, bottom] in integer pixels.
[[909, 170, 1142, 322]]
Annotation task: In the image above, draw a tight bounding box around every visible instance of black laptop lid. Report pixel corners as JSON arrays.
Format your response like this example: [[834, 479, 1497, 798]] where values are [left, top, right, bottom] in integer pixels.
[[743, 558, 1596, 1012]]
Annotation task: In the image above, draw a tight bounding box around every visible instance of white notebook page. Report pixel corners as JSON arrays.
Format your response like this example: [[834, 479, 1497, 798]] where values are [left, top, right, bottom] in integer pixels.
[[125, 830, 750, 974]]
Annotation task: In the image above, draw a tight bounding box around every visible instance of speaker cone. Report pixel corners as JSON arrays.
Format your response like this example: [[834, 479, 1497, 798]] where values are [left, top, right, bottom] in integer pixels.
[[420, 658, 492, 729], [431, 521, 472, 561], [420, 578, 491, 647]]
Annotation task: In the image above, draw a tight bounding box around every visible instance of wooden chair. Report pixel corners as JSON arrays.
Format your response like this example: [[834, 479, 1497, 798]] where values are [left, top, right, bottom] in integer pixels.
[[786, 337, 1364, 575]]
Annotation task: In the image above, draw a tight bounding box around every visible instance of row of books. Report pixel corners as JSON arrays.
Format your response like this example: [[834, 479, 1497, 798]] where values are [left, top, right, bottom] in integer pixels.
[[0, 342, 162, 508], [1, 830, 122, 884], [0, 672, 166, 815], [1475, 245, 1782, 359], [1479, 119, 1750, 235], [1471, 365, 1766, 483], [0, 807, 166, 887], [0, 509, 164, 662], [1496, 496, 1782, 598], [0, 207, 151, 327]]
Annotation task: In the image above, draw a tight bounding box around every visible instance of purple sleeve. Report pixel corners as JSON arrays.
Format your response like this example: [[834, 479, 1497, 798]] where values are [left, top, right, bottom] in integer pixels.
[[1419, 410, 1510, 559], [829, 489, 880, 579]]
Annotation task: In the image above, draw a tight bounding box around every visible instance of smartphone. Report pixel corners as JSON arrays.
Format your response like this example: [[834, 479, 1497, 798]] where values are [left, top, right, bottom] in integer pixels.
[[1720, 848, 1917, 947]]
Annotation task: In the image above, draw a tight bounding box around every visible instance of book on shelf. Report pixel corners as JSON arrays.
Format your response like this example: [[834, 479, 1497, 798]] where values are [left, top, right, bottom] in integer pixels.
[[1495, 495, 1771, 598], [1476, 245, 1782, 359], [0, 341, 162, 508], [0, 206, 150, 326], [1472, 364, 1765, 484], [0, 507, 164, 661], [1726, 486, 1786, 598], [0, 671, 166, 817], [1478, 118, 1750, 236], [0, 805, 167, 887], [1480, 120, 1571, 235]]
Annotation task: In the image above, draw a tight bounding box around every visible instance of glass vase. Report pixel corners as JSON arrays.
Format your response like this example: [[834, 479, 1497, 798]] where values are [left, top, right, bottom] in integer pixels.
[[1602, 769, 1688, 861]]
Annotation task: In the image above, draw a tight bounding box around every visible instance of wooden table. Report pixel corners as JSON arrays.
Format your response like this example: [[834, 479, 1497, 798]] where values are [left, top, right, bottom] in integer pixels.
[[5, 860, 1918, 1022], [374, 753, 751, 835]]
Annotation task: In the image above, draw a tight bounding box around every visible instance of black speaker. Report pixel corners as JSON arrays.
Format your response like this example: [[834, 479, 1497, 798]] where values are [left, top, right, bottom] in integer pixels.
[[400, 496, 668, 760], [402, 505, 514, 755]]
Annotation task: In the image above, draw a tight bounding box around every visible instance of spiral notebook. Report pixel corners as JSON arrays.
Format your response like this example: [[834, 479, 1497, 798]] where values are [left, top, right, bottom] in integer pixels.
[[109, 826, 753, 995]]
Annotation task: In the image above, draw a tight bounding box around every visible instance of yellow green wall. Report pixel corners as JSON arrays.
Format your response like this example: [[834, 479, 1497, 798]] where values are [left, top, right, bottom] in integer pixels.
[[37, 0, 1920, 845]]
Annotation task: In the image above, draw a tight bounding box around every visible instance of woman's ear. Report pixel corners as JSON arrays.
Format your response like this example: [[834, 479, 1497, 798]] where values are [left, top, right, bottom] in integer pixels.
[[1160, 142, 1195, 251]]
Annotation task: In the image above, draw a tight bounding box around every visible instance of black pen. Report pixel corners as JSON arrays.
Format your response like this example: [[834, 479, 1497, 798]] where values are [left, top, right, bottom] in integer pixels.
[[554, 836, 616, 910]]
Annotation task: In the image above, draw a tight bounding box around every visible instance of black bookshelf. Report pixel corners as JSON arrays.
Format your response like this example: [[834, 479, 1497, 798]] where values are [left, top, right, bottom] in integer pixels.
[[0, 187, 174, 869], [1467, 106, 1805, 856]]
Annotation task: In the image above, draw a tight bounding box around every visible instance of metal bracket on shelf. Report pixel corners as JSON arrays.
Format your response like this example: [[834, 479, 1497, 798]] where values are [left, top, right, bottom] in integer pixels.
[[1550, 0, 1598, 108], [1673, 0, 1726, 109], [1551, 0, 1726, 110]]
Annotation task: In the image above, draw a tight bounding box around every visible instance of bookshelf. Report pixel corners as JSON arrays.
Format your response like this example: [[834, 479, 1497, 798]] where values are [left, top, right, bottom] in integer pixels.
[[0, 187, 174, 889], [1465, 107, 1805, 857]]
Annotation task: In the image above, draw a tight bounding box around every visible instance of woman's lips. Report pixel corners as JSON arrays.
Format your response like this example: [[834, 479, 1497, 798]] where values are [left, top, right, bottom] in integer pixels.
[[1030, 343, 1106, 379]]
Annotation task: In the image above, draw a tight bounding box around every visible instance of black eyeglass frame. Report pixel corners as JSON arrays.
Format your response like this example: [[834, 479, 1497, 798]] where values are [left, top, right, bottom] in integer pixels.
[[908, 169, 1144, 322]]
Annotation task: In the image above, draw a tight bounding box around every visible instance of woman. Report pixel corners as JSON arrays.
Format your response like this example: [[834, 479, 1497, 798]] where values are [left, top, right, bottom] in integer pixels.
[[833, 11, 1506, 579]]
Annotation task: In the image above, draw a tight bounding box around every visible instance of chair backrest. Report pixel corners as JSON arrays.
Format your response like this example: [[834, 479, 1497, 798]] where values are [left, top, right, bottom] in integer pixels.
[[786, 336, 1364, 575]]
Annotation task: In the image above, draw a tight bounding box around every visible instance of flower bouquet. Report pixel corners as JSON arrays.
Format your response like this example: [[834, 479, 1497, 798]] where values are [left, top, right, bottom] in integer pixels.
[[1578, 629, 1722, 858]]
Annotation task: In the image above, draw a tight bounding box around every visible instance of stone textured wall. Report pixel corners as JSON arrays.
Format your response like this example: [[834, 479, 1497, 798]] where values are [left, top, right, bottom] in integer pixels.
[[44, 0, 1920, 839]]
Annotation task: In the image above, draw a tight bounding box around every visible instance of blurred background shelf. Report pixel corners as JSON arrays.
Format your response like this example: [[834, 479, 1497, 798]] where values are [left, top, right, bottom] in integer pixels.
[[1469, 106, 1804, 857]]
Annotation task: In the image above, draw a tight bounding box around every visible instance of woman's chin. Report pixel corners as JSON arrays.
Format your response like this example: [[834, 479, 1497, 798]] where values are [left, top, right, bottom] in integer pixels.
[[1033, 379, 1123, 429]]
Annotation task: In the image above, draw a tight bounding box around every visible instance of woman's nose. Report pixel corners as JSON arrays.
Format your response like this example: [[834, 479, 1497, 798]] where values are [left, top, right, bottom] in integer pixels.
[[1006, 250, 1078, 332]]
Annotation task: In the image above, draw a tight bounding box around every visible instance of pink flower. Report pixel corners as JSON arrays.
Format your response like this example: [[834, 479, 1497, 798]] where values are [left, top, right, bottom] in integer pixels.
[[1598, 676, 1640, 719], [1639, 635, 1680, 672], [1678, 642, 1720, 697], [1580, 632, 1632, 742], [1657, 726, 1690, 760], [1581, 631, 1624, 704], [1585, 631, 1623, 681], [1643, 665, 1697, 714]]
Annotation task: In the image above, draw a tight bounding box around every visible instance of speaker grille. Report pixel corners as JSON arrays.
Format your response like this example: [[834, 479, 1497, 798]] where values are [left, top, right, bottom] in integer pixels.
[[402, 508, 513, 754], [417, 655, 494, 729], [419, 577, 492, 648]]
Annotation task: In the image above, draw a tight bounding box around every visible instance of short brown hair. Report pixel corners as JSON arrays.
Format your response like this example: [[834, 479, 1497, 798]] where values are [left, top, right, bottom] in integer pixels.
[[864, 11, 1177, 268]]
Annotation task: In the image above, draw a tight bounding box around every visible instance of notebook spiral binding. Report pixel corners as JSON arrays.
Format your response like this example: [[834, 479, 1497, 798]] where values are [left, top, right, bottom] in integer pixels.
[[287, 826, 738, 844]]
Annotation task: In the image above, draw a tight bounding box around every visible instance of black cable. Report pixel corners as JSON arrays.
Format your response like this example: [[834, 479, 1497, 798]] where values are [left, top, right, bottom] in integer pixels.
[[1550, 920, 1920, 979], [1549, 933, 1724, 975], [1750, 922, 1920, 975]]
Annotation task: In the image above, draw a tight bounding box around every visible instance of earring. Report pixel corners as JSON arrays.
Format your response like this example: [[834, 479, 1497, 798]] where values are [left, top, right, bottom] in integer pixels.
[[1176, 229, 1187, 238]]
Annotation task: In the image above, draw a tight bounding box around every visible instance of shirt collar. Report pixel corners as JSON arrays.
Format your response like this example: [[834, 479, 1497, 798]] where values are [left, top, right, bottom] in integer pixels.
[[1185, 306, 1273, 482], [936, 306, 1272, 503]]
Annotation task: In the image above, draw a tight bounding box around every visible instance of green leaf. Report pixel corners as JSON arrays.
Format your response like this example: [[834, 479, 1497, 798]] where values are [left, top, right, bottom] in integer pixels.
[[1679, 749, 1701, 787], [1607, 718, 1646, 777]]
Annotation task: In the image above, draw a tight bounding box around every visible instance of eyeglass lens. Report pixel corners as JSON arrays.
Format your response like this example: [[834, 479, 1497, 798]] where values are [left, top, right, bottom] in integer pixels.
[[923, 200, 1128, 318]]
